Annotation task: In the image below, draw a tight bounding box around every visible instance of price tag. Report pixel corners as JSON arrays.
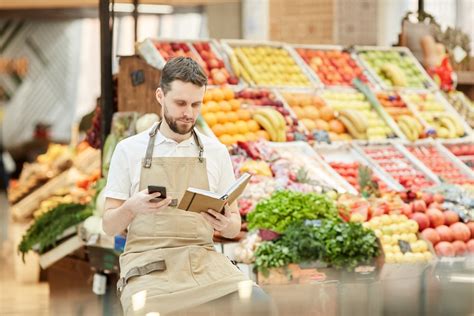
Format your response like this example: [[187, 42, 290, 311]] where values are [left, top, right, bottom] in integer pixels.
[[92, 273, 107, 295], [398, 240, 412, 254]]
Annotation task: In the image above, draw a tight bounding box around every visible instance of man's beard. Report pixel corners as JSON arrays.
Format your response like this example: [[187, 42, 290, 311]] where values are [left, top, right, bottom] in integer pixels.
[[163, 104, 196, 135]]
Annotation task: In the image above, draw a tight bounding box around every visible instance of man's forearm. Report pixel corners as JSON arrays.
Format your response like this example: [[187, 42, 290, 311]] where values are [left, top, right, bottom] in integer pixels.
[[102, 202, 135, 236]]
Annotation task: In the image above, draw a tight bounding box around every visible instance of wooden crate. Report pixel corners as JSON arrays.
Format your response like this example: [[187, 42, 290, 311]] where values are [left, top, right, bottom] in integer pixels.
[[117, 55, 162, 115]]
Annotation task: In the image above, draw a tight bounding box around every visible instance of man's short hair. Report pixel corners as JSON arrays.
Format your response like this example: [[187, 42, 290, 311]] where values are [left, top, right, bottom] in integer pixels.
[[160, 57, 207, 94]]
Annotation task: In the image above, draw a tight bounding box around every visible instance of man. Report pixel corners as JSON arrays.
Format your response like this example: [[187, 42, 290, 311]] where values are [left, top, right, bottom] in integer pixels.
[[103, 57, 271, 315]]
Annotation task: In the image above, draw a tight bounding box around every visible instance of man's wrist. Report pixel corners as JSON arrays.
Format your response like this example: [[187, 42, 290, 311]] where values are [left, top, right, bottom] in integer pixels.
[[121, 200, 135, 221]]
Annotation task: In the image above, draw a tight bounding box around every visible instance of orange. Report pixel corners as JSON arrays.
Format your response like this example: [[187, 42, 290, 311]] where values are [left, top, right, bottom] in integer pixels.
[[223, 122, 238, 135], [234, 134, 246, 142], [203, 90, 213, 103], [203, 113, 217, 127], [315, 119, 330, 131], [303, 106, 320, 120], [300, 96, 313, 107], [219, 134, 234, 146], [218, 100, 232, 112], [301, 118, 317, 131], [226, 112, 239, 122], [256, 130, 270, 140], [212, 124, 226, 137], [245, 132, 257, 141], [236, 109, 251, 121], [292, 106, 304, 119], [235, 120, 249, 134], [319, 106, 335, 121], [223, 87, 235, 101], [229, 99, 241, 111], [329, 119, 346, 134], [201, 103, 209, 115], [246, 119, 260, 132], [215, 111, 228, 124], [286, 94, 300, 107], [206, 101, 219, 113], [213, 89, 225, 102]]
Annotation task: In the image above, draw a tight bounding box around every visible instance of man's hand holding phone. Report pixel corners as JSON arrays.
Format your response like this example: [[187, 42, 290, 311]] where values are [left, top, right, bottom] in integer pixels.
[[123, 187, 173, 218]]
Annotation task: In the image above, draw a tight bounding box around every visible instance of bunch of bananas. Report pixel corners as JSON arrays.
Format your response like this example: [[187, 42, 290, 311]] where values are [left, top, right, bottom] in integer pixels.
[[397, 115, 423, 141], [431, 113, 465, 138], [252, 107, 287, 142], [337, 109, 369, 140], [381, 63, 407, 87]]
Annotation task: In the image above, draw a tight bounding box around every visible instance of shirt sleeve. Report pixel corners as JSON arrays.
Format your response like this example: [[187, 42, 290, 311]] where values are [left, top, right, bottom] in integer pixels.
[[217, 145, 236, 196], [103, 142, 131, 200]]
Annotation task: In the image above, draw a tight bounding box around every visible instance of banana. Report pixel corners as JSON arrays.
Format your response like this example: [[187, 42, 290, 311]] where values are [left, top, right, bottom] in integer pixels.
[[339, 110, 368, 134], [253, 113, 278, 141], [443, 113, 464, 136], [339, 116, 367, 140], [229, 53, 241, 77], [240, 67, 255, 85], [381, 63, 407, 87], [256, 108, 285, 130], [438, 116, 457, 138], [276, 128, 287, 142], [398, 119, 418, 141]]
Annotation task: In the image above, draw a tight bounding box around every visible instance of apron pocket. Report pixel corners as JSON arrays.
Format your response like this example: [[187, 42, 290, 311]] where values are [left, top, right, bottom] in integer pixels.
[[155, 212, 198, 238]]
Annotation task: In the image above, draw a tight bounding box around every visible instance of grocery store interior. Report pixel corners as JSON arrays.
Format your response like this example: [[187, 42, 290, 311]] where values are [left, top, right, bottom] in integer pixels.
[[1, 0, 474, 315]]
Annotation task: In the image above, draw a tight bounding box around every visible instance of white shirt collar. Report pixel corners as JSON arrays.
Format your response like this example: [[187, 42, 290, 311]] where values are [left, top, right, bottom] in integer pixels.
[[154, 129, 196, 146]]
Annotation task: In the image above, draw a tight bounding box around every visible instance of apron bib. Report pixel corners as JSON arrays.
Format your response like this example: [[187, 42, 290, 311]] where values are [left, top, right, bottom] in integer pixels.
[[118, 122, 246, 315]]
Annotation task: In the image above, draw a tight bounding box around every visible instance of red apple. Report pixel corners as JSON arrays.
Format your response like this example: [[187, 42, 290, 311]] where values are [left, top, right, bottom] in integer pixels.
[[433, 193, 445, 204], [428, 202, 443, 211], [467, 222, 474, 238], [452, 240, 467, 255], [443, 210, 459, 226], [401, 203, 413, 217], [436, 225, 453, 242], [422, 228, 440, 246], [450, 222, 471, 242], [435, 241, 455, 257], [208, 58, 220, 69], [422, 192, 434, 205], [413, 200, 427, 213], [411, 213, 430, 231], [467, 239, 474, 253], [427, 208, 445, 227]]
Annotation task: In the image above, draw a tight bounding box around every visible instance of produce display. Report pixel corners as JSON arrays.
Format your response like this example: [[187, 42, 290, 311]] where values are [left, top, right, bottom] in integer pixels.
[[320, 90, 394, 140], [361, 145, 436, 191], [405, 192, 474, 257], [401, 92, 467, 139], [226, 42, 312, 87], [365, 214, 433, 263], [406, 144, 474, 185], [444, 142, 474, 171], [357, 49, 432, 89], [294, 47, 369, 86], [376, 92, 425, 141], [280, 91, 351, 142], [447, 91, 474, 128]]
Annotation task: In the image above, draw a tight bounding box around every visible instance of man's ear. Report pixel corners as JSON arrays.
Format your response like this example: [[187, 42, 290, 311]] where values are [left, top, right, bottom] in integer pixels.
[[156, 87, 163, 104]]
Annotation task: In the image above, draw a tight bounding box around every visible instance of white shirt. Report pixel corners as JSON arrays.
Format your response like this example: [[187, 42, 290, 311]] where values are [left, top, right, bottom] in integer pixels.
[[103, 126, 236, 201]]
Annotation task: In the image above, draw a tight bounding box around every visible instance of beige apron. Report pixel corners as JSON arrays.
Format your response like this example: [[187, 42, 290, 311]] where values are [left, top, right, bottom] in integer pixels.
[[118, 122, 246, 315]]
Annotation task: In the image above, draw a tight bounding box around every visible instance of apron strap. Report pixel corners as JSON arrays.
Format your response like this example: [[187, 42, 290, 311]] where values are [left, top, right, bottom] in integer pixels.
[[117, 260, 167, 296], [143, 121, 205, 167]]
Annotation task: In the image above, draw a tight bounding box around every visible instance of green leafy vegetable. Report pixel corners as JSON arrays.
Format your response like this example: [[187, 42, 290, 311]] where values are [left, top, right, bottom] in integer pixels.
[[247, 190, 340, 233], [18, 203, 92, 260], [254, 242, 295, 277]]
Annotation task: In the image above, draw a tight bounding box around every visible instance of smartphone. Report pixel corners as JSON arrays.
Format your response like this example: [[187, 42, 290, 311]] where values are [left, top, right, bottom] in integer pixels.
[[148, 186, 166, 202]]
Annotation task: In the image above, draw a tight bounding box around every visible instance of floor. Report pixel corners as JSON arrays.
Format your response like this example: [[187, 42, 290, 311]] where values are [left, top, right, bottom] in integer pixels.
[[0, 192, 50, 316]]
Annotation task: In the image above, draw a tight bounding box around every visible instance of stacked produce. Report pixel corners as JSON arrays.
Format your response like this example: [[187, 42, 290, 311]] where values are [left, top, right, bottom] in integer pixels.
[[444, 143, 474, 171], [447, 91, 474, 128], [328, 161, 390, 194], [376, 92, 425, 141], [403, 192, 474, 257], [191, 41, 239, 85], [402, 92, 466, 139], [8, 144, 73, 204], [295, 48, 369, 86], [229, 44, 312, 87], [362, 145, 435, 191], [320, 90, 394, 140], [280, 91, 351, 141], [365, 214, 433, 263], [358, 49, 430, 88], [406, 145, 474, 185]]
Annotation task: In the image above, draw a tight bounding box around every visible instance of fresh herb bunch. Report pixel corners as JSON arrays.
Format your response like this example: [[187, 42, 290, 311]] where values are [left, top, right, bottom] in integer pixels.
[[254, 242, 296, 276], [247, 190, 340, 233], [18, 203, 92, 260], [253, 219, 379, 273]]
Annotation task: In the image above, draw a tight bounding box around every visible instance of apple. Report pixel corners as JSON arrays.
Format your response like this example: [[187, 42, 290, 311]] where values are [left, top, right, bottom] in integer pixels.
[[443, 210, 459, 226], [467, 222, 474, 237], [452, 240, 467, 256], [413, 200, 427, 213], [435, 225, 453, 242], [411, 213, 430, 231], [422, 228, 440, 246], [435, 241, 455, 257], [467, 239, 474, 253], [450, 222, 471, 242], [427, 208, 444, 227]]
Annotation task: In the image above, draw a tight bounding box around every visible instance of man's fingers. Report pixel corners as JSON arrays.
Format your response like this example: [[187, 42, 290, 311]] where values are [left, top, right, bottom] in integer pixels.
[[149, 197, 172, 208], [207, 209, 225, 220], [201, 212, 220, 226], [223, 204, 232, 217]]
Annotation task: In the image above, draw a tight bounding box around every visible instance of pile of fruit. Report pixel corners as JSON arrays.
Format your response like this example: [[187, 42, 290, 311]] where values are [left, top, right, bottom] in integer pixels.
[[445, 143, 474, 171], [153, 41, 200, 62], [365, 214, 433, 263], [447, 91, 474, 128], [295, 48, 368, 86], [376, 92, 425, 141], [320, 91, 393, 140], [402, 92, 466, 139], [362, 146, 435, 191], [280, 92, 350, 141], [406, 145, 474, 185], [230, 45, 312, 87], [328, 161, 390, 193], [358, 49, 429, 88], [406, 194, 474, 257], [201, 87, 268, 145], [191, 42, 239, 85]]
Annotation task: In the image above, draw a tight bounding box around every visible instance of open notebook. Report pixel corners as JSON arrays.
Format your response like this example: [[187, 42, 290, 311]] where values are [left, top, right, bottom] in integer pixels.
[[178, 173, 252, 213]]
